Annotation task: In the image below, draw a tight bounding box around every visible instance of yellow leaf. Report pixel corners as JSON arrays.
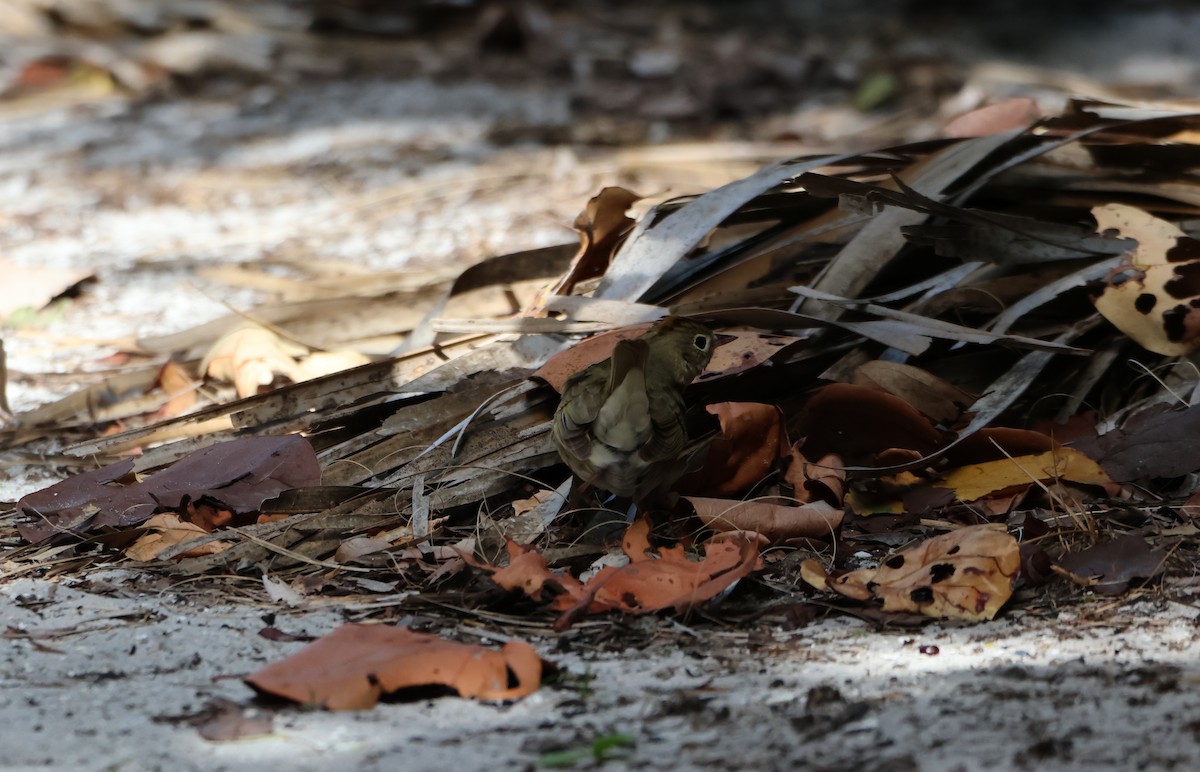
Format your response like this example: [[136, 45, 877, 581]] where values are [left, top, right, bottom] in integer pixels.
[[940, 447, 1111, 502], [1092, 203, 1200, 356]]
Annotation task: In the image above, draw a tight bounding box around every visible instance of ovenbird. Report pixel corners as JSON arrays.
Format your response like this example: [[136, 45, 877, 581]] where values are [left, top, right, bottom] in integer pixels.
[[552, 316, 716, 502]]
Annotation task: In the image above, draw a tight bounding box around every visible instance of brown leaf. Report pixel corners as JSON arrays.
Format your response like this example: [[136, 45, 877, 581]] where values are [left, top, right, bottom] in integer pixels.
[[244, 624, 546, 709], [153, 360, 198, 419], [125, 513, 230, 561], [549, 186, 642, 296], [1057, 535, 1166, 596], [686, 497, 843, 543], [802, 524, 1020, 621], [464, 526, 761, 629], [677, 403, 784, 496], [1069, 402, 1200, 482], [851, 361, 975, 425], [791, 382, 946, 464], [553, 537, 762, 629], [532, 323, 653, 392], [784, 450, 846, 505], [695, 330, 803, 382], [943, 427, 1057, 466], [942, 98, 1042, 138], [17, 435, 321, 543]]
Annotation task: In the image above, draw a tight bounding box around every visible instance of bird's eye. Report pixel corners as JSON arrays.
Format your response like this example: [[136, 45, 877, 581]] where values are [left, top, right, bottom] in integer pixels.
[[693, 334, 709, 351]]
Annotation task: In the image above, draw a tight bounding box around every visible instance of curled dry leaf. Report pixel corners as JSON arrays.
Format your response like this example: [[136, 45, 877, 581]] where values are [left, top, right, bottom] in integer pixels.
[[1092, 203, 1200, 356], [784, 450, 846, 505], [124, 513, 230, 561], [244, 623, 546, 710], [937, 447, 1112, 503], [203, 326, 305, 398], [677, 402, 784, 497], [801, 524, 1020, 621], [548, 186, 642, 297], [686, 496, 843, 544], [792, 382, 946, 464]]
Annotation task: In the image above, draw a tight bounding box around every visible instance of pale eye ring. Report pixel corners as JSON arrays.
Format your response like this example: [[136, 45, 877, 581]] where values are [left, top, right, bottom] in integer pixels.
[[693, 334, 709, 351]]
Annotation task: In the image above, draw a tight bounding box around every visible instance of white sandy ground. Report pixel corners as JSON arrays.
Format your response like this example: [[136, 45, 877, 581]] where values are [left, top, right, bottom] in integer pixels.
[[3, 574, 1200, 771], [7, 21, 1200, 768]]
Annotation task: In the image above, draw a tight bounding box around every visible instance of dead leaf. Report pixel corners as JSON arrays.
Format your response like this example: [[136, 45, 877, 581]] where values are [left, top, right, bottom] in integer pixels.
[[549, 186, 642, 296], [944, 427, 1057, 467], [1069, 402, 1200, 482], [0, 258, 93, 318], [532, 322, 654, 392], [695, 330, 803, 382], [125, 514, 229, 561], [244, 624, 546, 709], [17, 435, 321, 543], [685, 497, 843, 543], [154, 360, 198, 419], [851, 361, 975, 425], [1057, 535, 1167, 596], [202, 326, 305, 398], [801, 524, 1019, 621], [677, 403, 784, 496], [784, 450, 846, 505], [943, 98, 1042, 138], [937, 447, 1113, 503], [464, 526, 761, 629], [1092, 203, 1200, 356], [792, 382, 946, 465], [553, 537, 761, 629]]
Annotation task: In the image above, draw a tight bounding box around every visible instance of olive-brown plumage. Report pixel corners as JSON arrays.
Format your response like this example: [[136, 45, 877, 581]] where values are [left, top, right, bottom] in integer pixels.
[[552, 316, 715, 501]]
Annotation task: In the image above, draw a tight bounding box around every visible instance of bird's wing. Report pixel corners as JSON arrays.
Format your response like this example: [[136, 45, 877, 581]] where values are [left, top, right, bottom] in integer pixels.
[[554, 362, 610, 460], [638, 388, 688, 463], [594, 339, 651, 452]]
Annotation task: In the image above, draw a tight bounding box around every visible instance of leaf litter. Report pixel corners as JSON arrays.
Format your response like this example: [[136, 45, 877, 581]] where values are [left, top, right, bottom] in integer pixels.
[[9, 99, 1200, 712]]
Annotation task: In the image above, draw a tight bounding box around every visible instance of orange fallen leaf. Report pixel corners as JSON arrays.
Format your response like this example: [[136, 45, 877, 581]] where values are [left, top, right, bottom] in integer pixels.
[[463, 519, 761, 629], [685, 496, 843, 543], [245, 624, 545, 709], [938, 447, 1112, 502], [553, 537, 761, 630], [678, 402, 784, 496], [801, 524, 1019, 621]]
